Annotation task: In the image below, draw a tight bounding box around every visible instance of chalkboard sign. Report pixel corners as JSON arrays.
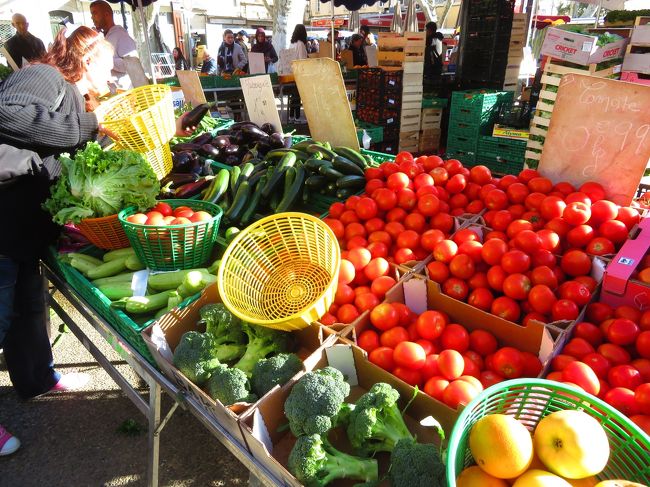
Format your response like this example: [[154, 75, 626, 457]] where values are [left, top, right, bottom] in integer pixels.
[[292, 58, 360, 150], [539, 74, 650, 206], [240, 75, 283, 134]]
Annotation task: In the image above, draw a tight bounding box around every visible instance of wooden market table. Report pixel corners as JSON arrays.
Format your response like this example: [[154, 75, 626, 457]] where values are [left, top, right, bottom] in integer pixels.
[[41, 262, 284, 487]]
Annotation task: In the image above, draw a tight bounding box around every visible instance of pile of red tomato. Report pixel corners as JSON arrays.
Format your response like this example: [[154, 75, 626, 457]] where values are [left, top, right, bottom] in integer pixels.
[[547, 302, 650, 434], [126, 202, 213, 226]]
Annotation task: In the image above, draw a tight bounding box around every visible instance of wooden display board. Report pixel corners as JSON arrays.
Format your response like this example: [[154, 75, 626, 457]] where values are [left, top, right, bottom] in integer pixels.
[[539, 74, 650, 205], [292, 58, 359, 150], [240, 75, 283, 133], [176, 70, 207, 107]]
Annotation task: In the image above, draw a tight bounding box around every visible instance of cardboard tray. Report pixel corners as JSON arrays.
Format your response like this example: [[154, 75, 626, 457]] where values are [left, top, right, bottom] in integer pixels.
[[540, 27, 629, 66], [141, 283, 333, 448], [238, 341, 446, 487]]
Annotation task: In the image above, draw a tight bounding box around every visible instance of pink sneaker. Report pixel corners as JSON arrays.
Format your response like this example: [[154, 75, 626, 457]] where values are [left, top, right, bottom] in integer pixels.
[[49, 372, 91, 393], [0, 425, 20, 456]]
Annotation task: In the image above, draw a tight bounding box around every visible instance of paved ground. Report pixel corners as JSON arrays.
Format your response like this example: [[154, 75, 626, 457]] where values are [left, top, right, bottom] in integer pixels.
[[0, 299, 249, 487]]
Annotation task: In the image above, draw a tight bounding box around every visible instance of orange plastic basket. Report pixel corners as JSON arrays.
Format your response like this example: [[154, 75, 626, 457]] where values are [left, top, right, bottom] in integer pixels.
[[96, 85, 175, 152], [77, 214, 131, 250]]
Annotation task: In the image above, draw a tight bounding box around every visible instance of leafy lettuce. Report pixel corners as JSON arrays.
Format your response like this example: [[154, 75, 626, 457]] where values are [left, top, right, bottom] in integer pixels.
[[44, 142, 160, 224]]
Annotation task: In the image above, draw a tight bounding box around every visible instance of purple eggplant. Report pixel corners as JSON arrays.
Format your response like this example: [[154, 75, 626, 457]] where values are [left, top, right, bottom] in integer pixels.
[[269, 132, 285, 149], [229, 121, 260, 131], [224, 155, 239, 166], [261, 123, 276, 135], [241, 125, 270, 142], [192, 132, 213, 146], [172, 151, 194, 173], [171, 142, 202, 153], [211, 135, 231, 148], [201, 144, 221, 158], [160, 172, 198, 188]]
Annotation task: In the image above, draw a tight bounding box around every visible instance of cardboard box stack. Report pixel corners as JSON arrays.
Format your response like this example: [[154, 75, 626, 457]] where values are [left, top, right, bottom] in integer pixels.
[[621, 16, 650, 86]]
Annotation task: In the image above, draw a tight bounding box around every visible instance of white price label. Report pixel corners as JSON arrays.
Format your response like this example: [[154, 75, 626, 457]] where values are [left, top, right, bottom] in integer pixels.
[[582, 41, 593, 52]]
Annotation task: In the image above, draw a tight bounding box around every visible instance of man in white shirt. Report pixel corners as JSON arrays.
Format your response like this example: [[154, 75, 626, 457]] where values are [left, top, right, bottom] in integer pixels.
[[90, 0, 138, 89]]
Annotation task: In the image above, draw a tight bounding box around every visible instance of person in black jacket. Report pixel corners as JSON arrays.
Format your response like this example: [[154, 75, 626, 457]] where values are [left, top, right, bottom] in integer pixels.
[[250, 28, 278, 73], [0, 26, 195, 455], [348, 33, 368, 67], [4, 13, 45, 68], [173, 46, 188, 71]]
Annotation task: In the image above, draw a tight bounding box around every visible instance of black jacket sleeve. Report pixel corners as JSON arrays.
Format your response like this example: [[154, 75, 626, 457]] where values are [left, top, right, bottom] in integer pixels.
[[268, 44, 279, 64], [0, 144, 45, 185]]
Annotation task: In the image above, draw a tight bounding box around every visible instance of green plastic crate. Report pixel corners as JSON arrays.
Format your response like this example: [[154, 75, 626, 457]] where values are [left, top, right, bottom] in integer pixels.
[[422, 97, 448, 109], [475, 153, 524, 175], [356, 120, 383, 144], [447, 133, 479, 152], [450, 90, 513, 127], [478, 135, 526, 161], [445, 148, 477, 166], [447, 120, 483, 140]]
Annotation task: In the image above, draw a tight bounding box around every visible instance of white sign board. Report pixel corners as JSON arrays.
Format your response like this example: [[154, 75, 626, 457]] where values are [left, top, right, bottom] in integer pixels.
[[278, 48, 299, 75], [240, 74, 283, 134], [248, 52, 266, 75]]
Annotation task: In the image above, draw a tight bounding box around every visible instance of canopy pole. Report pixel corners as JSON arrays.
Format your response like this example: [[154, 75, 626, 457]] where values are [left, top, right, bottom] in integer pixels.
[[332, 6, 335, 59], [136, 0, 157, 83]]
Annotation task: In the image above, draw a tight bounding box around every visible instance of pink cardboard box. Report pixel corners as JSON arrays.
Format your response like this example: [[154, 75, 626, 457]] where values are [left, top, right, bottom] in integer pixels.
[[601, 218, 650, 310], [541, 27, 628, 66]]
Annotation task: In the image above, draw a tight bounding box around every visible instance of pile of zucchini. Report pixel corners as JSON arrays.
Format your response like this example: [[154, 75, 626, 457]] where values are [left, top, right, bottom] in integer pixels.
[[198, 139, 371, 229], [61, 248, 219, 322]]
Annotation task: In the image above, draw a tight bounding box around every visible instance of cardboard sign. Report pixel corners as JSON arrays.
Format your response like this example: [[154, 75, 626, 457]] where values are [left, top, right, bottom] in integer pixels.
[[277, 48, 298, 75], [248, 52, 266, 75], [539, 74, 650, 206], [541, 27, 628, 66], [292, 58, 360, 150], [240, 74, 283, 134], [176, 70, 207, 107]]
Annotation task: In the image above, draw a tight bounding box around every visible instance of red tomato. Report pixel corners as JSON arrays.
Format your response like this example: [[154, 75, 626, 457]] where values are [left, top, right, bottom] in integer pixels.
[[525, 192, 546, 211], [582, 353, 611, 379], [561, 250, 592, 277], [630, 415, 650, 436], [502, 273, 532, 300], [358, 330, 380, 353], [393, 341, 426, 370], [634, 383, 650, 414], [440, 324, 470, 352], [531, 266, 559, 289], [449, 254, 475, 280], [528, 284, 557, 315], [606, 318, 640, 346], [552, 353, 577, 371], [565, 191, 591, 205], [636, 331, 650, 359], [567, 224, 596, 248], [431, 212, 455, 234], [371, 276, 397, 299], [423, 376, 449, 400], [563, 202, 591, 225], [545, 217, 572, 237], [443, 379, 480, 409], [393, 303, 414, 327], [481, 238, 508, 266], [552, 299, 580, 321], [386, 172, 410, 191], [320, 312, 337, 326], [608, 365, 643, 390], [563, 361, 600, 396], [373, 188, 398, 211], [366, 179, 384, 196], [590, 199, 618, 225], [506, 182, 529, 204], [369, 346, 395, 371], [380, 327, 410, 348], [152, 202, 172, 217], [558, 281, 591, 306], [396, 230, 420, 249], [417, 193, 441, 216], [480, 370, 504, 388], [430, 166, 449, 186], [370, 303, 399, 331], [614, 305, 642, 323], [587, 302, 613, 323], [468, 287, 494, 312], [528, 177, 553, 194], [604, 387, 639, 416], [337, 304, 360, 324], [491, 296, 521, 322], [536, 229, 561, 253], [468, 272, 489, 290], [365, 258, 390, 280], [586, 237, 615, 256], [616, 207, 640, 230], [367, 242, 389, 259], [127, 213, 148, 224], [339, 259, 355, 284], [379, 162, 400, 178], [469, 165, 492, 184], [329, 202, 346, 218], [554, 181, 576, 195], [469, 329, 498, 356], [355, 292, 381, 313], [395, 188, 416, 211], [574, 322, 604, 347], [420, 229, 446, 252], [598, 343, 632, 366], [438, 349, 465, 380], [513, 230, 542, 254], [579, 181, 607, 202], [487, 265, 507, 293], [501, 249, 531, 274], [340, 210, 360, 226], [598, 219, 629, 244], [433, 240, 458, 263], [485, 188, 509, 210], [491, 347, 525, 378], [443, 277, 469, 301], [426, 261, 450, 283], [540, 195, 567, 221], [335, 283, 355, 305], [393, 367, 422, 387], [415, 310, 448, 341], [518, 168, 540, 183], [404, 212, 426, 232]]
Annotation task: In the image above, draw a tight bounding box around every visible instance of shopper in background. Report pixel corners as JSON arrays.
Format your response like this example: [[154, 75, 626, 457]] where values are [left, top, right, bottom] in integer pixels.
[[173, 46, 188, 71], [360, 25, 376, 47], [217, 29, 247, 75], [236, 30, 250, 72], [348, 33, 368, 67], [89, 0, 138, 90], [200, 48, 218, 75], [424, 21, 444, 82], [4, 13, 45, 69], [326, 29, 341, 60], [288, 24, 308, 123], [250, 28, 278, 73]]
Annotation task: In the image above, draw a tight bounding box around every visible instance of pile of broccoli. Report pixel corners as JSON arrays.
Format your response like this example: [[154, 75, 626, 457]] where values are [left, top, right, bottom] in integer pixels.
[[172, 304, 301, 406]]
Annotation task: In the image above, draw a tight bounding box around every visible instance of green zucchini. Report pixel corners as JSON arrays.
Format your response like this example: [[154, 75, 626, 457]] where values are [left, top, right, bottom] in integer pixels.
[[69, 258, 98, 276], [264, 149, 294, 160], [331, 155, 364, 176], [333, 147, 368, 170], [336, 188, 355, 199], [225, 181, 251, 224], [241, 175, 266, 225], [234, 162, 254, 196], [230, 165, 241, 198], [154, 291, 183, 319], [177, 270, 206, 298], [289, 149, 311, 161], [305, 174, 327, 189], [86, 256, 130, 280], [103, 247, 136, 262], [66, 253, 103, 266], [336, 175, 366, 189], [304, 157, 329, 172], [205, 168, 230, 204], [91, 272, 137, 287], [290, 139, 315, 150], [98, 282, 133, 300], [270, 186, 282, 211], [147, 268, 210, 291], [261, 152, 296, 198], [307, 144, 337, 160], [276, 165, 306, 213], [125, 291, 176, 314], [125, 254, 145, 271], [319, 164, 344, 181]]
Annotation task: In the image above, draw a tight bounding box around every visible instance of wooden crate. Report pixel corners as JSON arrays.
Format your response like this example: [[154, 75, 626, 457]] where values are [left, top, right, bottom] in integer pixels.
[[398, 130, 419, 152], [400, 109, 422, 132], [421, 108, 443, 129], [623, 20, 650, 74], [378, 32, 426, 67], [524, 56, 622, 169], [418, 129, 441, 153]]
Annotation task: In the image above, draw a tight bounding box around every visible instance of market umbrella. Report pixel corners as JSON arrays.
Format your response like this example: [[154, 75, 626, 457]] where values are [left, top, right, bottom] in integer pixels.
[[391, 2, 403, 34], [348, 10, 360, 33]]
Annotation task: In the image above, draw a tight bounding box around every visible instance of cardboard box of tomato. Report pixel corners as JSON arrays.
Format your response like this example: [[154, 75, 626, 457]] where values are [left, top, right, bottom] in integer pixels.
[[141, 283, 333, 449], [601, 218, 650, 310], [238, 340, 446, 486]]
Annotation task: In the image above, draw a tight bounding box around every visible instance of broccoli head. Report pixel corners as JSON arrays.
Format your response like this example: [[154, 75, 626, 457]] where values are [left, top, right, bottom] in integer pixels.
[[251, 353, 303, 397], [389, 439, 445, 487], [172, 331, 221, 386], [215, 343, 246, 364], [201, 303, 245, 346], [288, 434, 378, 487], [284, 366, 350, 437], [206, 364, 257, 406], [233, 323, 293, 376], [346, 383, 414, 455]]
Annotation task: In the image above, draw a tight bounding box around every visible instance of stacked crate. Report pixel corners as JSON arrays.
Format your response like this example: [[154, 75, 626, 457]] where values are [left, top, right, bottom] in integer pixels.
[[446, 90, 513, 165], [621, 16, 650, 86], [503, 13, 526, 91], [524, 56, 623, 169], [477, 135, 527, 174], [419, 107, 443, 153], [356, 67, 404, 153], [459, 0, 516, 89]]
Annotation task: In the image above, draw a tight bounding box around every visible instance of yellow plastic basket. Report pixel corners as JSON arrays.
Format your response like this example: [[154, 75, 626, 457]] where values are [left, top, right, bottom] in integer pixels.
[[217, 212, 341, 331], [140, 143, 173, 180], [96, 85, 175, 152]]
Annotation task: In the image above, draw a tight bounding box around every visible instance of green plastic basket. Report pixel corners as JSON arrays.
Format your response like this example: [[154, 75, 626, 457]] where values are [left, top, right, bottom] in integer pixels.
[[119, 199, 223, 271], [478, 135, 527, 160], [446, 379, 650, 486], [475, 154, 524, 176]]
